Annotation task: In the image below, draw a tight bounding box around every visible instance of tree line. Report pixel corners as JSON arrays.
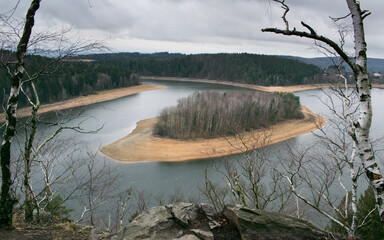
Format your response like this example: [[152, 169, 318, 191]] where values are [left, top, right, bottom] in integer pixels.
[[0, 52, 139, 109], [82, 52, 324, 85], [154, 90, 303, 140]]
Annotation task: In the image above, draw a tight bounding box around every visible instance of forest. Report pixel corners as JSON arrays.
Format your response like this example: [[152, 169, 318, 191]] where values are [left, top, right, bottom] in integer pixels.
[[0, 51, 325, 110], [82, 52, 324, 86], [0, 51, 139, 109], [154, 90, 303, 139]]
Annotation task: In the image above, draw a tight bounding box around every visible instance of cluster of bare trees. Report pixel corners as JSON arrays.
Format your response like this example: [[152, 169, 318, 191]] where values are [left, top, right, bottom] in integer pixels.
[[0, 0, 105, 228], [154, 90, 303, 139], [201, 1, 384, 238], [201, 86, 381, 237], [259, 0, 383, 237], [200, 131, 294, 213]]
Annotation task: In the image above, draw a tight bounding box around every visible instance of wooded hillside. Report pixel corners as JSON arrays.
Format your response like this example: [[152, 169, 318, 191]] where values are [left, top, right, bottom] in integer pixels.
[[82, 52, 323, 86], [0, 52, 139, 108], [0, 52, 323, 110]]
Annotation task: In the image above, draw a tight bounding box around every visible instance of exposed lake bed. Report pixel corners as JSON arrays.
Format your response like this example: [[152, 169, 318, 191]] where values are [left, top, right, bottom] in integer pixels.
[[101, 105, 325, 162]]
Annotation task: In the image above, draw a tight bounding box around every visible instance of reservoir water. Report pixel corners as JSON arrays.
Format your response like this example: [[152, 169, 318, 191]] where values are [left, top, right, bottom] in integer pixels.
[[17, 79, 384, 225]]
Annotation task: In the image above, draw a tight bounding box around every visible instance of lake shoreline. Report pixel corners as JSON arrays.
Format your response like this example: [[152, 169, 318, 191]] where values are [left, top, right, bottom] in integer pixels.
[[5, 76, 383, 123], [141, 76, 384, 92], [101, 106, 326, 162], [0, 84, 166, 122]]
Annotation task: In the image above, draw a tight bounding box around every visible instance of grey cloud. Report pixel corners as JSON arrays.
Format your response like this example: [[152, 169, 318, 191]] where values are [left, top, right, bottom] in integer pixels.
[[1, 0, 383, 57]]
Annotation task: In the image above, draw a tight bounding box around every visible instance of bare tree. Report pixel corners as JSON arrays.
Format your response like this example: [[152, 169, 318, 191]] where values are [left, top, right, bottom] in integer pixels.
[[262, 0, 384, 225], [0, 0, 41, 228], [201, 129, 293, 213], [76, 151, 117, 227], [0, 0, 105, 227]]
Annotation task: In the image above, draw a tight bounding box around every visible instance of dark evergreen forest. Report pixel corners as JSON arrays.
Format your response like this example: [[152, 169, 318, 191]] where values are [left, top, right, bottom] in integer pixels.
[[0, 51, 323, 109], [0, 52, 138, 109], [82, 52, 323, 86]]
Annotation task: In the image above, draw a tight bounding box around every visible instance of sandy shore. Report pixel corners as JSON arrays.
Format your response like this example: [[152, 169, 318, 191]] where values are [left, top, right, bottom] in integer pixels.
[[0, 84, 166, 122], [101, 106, 326, 162], [141, 76, 333, 93], [141, 76, 384, 93]]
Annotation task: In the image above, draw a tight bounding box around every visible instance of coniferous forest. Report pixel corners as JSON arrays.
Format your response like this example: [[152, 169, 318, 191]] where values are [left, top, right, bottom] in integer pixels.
[[0, 51, 139, 109], [82, 52, 323, 85], [0, 51, 323, 109]]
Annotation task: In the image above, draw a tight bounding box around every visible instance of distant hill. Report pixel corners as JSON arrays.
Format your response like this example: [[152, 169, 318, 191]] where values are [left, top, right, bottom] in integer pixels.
[[281, 56, 384, 72], [80, 52, 323, 86], [76, 52, 183, 61]]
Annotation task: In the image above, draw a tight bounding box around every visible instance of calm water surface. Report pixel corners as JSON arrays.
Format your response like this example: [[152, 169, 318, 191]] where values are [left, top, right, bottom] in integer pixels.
[[22, 80, 384, 223]]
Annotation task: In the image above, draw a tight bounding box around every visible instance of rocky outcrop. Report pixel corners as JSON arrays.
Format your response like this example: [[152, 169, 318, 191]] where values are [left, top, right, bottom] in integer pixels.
[[118, 203, 346, 240]]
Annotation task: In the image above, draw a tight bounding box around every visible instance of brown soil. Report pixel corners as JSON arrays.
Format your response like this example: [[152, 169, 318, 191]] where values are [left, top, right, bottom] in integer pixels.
[[0, 84, 166, 122], [101, 106, 326, 162]]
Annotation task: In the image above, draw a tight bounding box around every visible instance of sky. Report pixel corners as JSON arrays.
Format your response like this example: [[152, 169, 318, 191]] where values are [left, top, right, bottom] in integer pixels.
[[2, 0, 384, 58]]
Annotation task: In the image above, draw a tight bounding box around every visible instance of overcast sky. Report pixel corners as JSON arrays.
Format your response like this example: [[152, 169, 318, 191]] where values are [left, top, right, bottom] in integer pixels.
[[2, 0, 384, 58]]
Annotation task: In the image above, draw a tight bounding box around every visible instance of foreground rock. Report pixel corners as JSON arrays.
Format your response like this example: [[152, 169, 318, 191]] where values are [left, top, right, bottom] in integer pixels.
[[118, 203, 347, 240]]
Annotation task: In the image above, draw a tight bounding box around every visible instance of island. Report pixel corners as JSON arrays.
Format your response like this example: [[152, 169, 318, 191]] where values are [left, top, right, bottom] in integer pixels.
[[101, 89, 326, 162]]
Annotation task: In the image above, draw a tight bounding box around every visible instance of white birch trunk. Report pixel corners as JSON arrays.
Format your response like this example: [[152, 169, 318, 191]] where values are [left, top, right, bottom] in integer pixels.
[[346, 0, 384, 223]]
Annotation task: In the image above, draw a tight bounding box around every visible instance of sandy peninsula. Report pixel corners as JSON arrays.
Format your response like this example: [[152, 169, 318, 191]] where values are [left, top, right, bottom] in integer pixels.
[[141, 76, 384, 92], [0, 84, 166, 122], [101, 106, 325, 162], [141, 76, 332, 93]]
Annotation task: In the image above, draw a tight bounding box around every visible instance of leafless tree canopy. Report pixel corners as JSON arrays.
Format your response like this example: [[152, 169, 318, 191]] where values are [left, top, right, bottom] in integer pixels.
[[154, 90, 303, 140]]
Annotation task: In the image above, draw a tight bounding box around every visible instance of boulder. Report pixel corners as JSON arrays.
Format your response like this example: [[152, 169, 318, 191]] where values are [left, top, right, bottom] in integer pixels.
[[223, 204, 330, 240], [119, 203, 346, 240], [119, 205, 184, 239]]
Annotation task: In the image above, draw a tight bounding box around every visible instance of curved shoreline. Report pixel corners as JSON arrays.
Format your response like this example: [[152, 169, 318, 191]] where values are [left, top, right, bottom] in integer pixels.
[[101, 106, 326, 162], [5, 76, 383, 123], [141, 76, 384, 92], [0, 84, 166, 122]]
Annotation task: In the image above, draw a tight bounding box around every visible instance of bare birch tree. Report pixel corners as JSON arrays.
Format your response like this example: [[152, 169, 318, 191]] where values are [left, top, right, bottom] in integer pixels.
[[262, 0, 384, 225], [0, 0, 41, 228], [0, 0, 104, 227]]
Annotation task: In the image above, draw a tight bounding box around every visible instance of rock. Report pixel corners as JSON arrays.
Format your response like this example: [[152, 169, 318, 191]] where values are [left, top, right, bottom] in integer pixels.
[[167, 203, 199, 227], [191, 229, 214, 240], [173, 234, 201, 240], [223, 204, 330, 240], [90, 227, 113, 240], [201, 203, 220, 230], [119, 203, 347, 240], [120, 205, 185, 240]]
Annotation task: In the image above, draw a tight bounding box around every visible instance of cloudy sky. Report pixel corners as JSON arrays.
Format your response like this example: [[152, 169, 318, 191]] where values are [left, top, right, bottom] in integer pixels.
[[2, 0, 384, 58]]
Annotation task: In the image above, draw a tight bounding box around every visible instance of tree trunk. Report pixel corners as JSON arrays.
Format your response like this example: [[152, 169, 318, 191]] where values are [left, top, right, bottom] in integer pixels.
[[346, 0, 384, 223], [24, 102, 39, 223], [0, 0, 41, 228], [262, 0, 384, 226]]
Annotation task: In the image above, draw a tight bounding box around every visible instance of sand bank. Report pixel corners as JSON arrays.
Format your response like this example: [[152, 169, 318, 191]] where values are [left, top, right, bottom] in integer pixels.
[[141, 76, 384, 93], [0, 84, 166, 122], [141, 76, 332, 93], [101, 106, 325, 162]]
